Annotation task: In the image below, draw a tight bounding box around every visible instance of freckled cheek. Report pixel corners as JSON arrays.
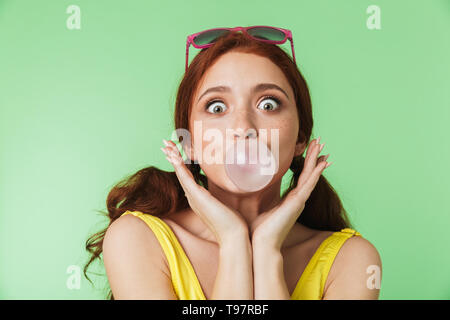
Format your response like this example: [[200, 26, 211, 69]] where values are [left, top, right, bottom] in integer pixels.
[[267, 125, 298, 169], [191, 127, 227, 163]]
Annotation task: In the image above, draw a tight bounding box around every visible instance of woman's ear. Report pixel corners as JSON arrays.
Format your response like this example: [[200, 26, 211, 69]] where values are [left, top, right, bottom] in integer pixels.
[[294, 140, 307, 157]]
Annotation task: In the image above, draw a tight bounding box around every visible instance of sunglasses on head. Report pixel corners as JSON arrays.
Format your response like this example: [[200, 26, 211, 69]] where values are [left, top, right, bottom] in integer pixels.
[[185, 25, 297, 72]]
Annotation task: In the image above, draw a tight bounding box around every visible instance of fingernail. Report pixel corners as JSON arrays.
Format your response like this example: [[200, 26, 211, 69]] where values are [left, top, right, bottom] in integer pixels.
[[163, 139, 169, 146], [319, 143, 325, 151], [324, 154, 330, 161], [325, 161, 333, 168], [317, 136, 321, 144], [160, 147, 168, 155]]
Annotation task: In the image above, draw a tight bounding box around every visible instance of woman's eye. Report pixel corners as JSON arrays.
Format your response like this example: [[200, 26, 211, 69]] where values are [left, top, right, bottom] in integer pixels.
[[257, 96, 281, 111], [205, 101, 227, 114], [205, 96, 281, 114]]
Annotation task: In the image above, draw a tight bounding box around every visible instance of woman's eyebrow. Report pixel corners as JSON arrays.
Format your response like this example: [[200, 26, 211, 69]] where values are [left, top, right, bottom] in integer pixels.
[[196, 83, 290, 103]]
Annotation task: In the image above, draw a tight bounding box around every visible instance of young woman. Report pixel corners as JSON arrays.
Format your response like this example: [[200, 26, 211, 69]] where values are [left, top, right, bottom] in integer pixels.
[[84, 26, 382, 300]]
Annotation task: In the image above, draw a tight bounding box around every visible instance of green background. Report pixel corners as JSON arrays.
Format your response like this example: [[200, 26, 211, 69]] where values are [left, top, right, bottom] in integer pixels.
[[1, 0, 449, 299]]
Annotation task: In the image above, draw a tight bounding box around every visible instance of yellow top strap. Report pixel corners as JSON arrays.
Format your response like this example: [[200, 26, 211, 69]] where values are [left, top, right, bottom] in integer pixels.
[[291, 228, 362, 300], [121, 210, 206, 300]]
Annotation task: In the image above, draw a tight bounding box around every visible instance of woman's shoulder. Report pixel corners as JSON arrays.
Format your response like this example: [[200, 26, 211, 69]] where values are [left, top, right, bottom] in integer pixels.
[[323, 231, 382, 299], [107, 212, 151, 237], [332, 232, 381, 266], [104, 212, 171, 273], [102, 212, 177, 299]]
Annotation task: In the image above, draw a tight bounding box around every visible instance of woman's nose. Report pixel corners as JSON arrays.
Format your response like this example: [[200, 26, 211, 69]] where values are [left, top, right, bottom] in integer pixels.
[[233, 128, 257, 139], [230, 110, 258, 140]]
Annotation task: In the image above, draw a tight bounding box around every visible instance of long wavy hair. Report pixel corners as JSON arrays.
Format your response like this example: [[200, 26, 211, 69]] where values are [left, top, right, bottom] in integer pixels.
[[84, 30, 353, 300]]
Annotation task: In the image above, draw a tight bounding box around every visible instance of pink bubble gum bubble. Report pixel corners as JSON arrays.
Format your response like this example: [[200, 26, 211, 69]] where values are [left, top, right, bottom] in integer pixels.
[[224, 140, 278, 192]]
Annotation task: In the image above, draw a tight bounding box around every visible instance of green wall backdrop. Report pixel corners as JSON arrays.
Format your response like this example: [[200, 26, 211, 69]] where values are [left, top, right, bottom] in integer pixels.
[[0, 0, 449, 299]]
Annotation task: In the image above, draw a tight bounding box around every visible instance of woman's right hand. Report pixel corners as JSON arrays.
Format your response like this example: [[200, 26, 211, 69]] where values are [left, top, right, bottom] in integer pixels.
[[161, 139, 249, 245]]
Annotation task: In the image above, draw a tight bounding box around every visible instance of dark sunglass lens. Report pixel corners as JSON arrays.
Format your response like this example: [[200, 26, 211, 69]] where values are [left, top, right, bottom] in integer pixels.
[[193, 29, 230, 46], [247, 27, 285, 41]]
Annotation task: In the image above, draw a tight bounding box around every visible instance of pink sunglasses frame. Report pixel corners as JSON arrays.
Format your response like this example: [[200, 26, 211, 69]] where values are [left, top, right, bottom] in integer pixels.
[[185, 25, 297, 72]]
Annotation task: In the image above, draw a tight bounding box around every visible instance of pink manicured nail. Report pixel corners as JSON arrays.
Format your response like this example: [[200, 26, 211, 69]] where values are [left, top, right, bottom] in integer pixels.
[[325, 161, 333, 168], [319, 143, 325, 151], [160, 147, 168, 155], [163, 139, 169, 146]]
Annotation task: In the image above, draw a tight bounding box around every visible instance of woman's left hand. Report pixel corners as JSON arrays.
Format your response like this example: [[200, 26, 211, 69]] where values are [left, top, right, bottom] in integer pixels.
[[250, 137, 331, 250]]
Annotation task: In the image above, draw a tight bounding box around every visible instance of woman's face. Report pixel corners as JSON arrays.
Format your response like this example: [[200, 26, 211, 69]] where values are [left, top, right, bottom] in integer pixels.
[[188, 51, 304, 193]]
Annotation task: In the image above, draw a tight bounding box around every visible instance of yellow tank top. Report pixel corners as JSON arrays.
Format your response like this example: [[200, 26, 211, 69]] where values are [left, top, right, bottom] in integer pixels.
[[121, 210, 362, 300]]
